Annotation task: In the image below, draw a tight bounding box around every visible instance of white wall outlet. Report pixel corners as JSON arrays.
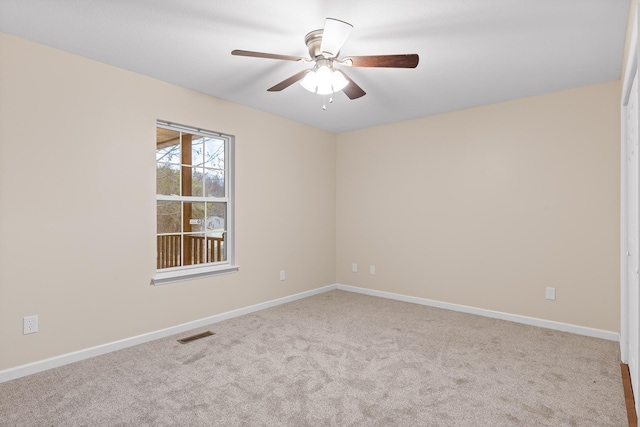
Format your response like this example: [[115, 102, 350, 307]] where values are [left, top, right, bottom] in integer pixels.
[[23, 315, 38, 334], [280, 270, 286, 281], [545, 287, 556, 301], [369, 265, 376, 275], [352, 263, 358, 273]]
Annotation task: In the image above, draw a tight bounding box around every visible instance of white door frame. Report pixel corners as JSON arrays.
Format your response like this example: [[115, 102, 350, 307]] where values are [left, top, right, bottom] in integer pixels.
[[621, 5, 639, 413], [621, 17, 634, 366]]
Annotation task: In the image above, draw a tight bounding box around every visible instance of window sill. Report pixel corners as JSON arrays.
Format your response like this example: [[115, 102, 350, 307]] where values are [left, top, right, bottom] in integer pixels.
[[152, 264, 239, 285]]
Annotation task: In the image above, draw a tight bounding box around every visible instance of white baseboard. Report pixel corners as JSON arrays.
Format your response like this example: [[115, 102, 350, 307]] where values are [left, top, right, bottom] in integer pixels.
[[1, 282, 618, 383], [0, 285, 337, 384], [336, 284, 620, 342]]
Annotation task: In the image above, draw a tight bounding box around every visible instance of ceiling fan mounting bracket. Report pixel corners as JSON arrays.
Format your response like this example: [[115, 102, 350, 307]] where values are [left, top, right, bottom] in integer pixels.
[[313, 58, 334, 70]]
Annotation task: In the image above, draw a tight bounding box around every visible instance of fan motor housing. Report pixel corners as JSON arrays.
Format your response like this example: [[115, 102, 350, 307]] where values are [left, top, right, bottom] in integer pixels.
[[305, 29, 330, 59]]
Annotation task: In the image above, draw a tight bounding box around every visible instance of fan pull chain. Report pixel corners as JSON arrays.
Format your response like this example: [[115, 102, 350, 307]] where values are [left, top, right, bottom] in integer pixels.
[[322, 94, 335, 111]]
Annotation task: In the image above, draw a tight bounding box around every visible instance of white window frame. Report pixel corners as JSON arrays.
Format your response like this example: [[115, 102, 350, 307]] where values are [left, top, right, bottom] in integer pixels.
[[152, 120, 238, 285]]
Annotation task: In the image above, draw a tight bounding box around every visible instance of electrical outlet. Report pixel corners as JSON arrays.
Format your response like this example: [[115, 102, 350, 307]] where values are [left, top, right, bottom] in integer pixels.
[[280, 270, 286, 281], [352, 263, 358, 273], [369, 265, 376, 275], [23, 315, 38, 334], [545, 287, 556, 301]]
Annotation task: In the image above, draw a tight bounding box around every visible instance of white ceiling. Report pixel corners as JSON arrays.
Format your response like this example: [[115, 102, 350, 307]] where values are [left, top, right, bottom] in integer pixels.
[[0, 0, 631, 133]]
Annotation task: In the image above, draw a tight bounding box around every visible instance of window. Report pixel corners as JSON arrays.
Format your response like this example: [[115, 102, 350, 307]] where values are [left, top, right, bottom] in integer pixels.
[[153, 120, 237, 285]]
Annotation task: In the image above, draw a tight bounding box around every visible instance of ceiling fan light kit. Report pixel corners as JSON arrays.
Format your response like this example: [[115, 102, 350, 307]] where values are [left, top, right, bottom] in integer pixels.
[[231, 18, 419, 104], [300, 59, 349, 95]]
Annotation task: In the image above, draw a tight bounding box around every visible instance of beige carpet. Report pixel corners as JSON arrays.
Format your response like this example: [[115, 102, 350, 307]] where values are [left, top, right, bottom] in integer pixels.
[[0, 290, 627, 426]]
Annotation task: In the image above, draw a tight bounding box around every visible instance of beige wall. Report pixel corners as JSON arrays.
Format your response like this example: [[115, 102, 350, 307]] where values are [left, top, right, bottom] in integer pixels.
[[0, 32, 336, 371], [336, 81, 621, 332]]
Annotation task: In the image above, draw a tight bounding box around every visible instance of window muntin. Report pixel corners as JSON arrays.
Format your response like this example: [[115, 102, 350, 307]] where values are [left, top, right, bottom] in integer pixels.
[[155, 121, 235, 280]]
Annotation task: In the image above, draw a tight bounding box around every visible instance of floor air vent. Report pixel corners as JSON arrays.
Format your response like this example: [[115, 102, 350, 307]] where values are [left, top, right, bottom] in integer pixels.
[[177, 331, 215, 344]]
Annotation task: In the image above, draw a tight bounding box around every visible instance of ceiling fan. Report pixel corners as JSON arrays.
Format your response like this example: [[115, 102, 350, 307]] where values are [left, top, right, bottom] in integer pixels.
[[231, 18, 419, 100]]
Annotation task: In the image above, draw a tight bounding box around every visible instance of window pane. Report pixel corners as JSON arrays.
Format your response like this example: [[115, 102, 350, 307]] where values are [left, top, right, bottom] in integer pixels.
[[185, 202, 205, 232], [157, 234, 182, 269], [191, 136, 204, 167], [205, 202, 225, 234], [156, 164, 180, 196], [204, 138, 224, 169], [156, 129, 181, 164], [157, 201, 181, 234], [204, 168, 224, 197], [183, 201, 205, 266], [206, 202, 226, 262], [191, 167, 205, 197], [177, 166, 198, 197], [157, 128, 181, 196]]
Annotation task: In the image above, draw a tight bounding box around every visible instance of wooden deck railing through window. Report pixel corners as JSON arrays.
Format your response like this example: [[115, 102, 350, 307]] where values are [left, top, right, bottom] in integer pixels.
[[157, 234, 225, 269]]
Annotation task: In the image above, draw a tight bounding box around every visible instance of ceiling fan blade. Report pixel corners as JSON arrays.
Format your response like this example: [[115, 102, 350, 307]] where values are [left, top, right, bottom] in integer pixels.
[[267, 69, 310, 92], [345, 54, 419, 68], [320, 18, 353, 57], [231, 49, 307, 62], [338, 71, 366, 100]]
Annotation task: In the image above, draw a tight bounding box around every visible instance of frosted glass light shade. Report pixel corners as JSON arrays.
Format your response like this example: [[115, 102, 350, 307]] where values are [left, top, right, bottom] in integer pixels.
[[315, 66, 333, 95], [300, 71, 317, 92], [331, 70, 348, 92], [299, 65, 350, 95]]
